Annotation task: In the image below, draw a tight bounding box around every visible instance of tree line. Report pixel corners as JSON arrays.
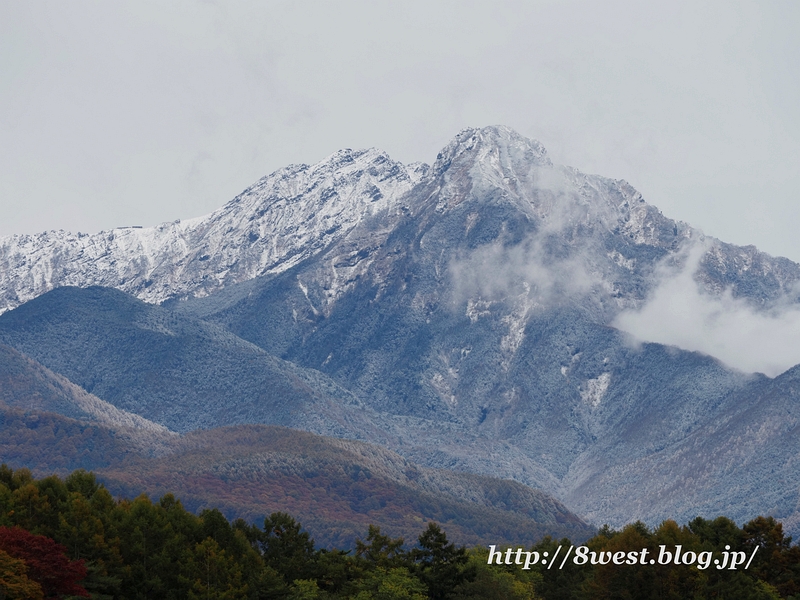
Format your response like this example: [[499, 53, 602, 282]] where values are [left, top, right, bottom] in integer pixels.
[[1, 464, 800, 599]]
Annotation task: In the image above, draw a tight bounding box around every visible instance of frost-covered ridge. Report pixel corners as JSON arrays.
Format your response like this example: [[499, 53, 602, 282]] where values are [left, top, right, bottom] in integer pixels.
[[2, 126, 799, 316], [0, 148, 425, 313]]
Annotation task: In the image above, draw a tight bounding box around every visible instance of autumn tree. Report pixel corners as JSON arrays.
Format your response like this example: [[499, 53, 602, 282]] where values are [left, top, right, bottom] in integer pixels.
[[0, 549, 44, 600], [0, 525, 89, 598]]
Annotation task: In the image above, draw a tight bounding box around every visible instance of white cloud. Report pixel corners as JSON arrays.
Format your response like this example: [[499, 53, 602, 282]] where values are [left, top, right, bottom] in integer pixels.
[[449, 234, 595, 311], [613, 243, 800, 377]]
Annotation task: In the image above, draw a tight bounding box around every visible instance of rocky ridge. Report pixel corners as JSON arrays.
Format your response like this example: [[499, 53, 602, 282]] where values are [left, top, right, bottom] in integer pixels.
[[0, 149, 426, 313], [4, 127, 797, 319]]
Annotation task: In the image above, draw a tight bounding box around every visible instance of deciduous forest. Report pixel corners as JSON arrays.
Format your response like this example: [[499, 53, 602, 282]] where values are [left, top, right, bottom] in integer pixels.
[[1, 465, 799, 599]]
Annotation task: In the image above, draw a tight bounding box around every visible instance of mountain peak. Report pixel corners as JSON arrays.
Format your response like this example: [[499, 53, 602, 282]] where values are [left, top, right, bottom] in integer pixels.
[[432, 125, 551, 176], [2, 126, 797, 322]]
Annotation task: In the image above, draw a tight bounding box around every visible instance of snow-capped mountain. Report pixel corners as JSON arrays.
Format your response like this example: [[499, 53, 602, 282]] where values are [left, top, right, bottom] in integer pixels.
[[4, 125, 800, 533], [0, 127, 798, 313], [3, 126, 796, 318]]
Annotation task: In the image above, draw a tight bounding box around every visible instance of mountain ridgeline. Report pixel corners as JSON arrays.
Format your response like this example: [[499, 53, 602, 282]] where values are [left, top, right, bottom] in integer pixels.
[[2, 126, 800, 537]]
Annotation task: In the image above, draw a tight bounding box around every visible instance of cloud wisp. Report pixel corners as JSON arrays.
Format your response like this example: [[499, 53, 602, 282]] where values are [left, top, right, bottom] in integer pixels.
[[613, 243, 800, 377], [448, 228, 598, 323]]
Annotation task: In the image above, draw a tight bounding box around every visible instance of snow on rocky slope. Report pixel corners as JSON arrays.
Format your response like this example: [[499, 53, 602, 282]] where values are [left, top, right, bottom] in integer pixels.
[[2, 125, 799, 323], [0, 148, 426, 314]]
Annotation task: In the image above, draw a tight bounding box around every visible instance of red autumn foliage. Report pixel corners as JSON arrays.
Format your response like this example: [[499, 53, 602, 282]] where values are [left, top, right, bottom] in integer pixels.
[[0, 526, 89, 598]]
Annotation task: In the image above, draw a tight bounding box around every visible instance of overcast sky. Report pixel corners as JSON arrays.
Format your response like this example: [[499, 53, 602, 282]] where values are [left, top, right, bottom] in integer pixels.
[[2, 1, 798, 260]]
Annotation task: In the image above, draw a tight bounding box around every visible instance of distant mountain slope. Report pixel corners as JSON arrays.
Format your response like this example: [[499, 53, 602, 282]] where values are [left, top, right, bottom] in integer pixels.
[[0, 150, 426, 313], [97, 424, 594, 548], [0, 406, 142, 472], [191, 266, 767, 525], [0, 286, 378, 436], [565, 364, 800, 532], [0, 342, 175, 454], [0, 343, 174, 471], [0, 342, 170, 432], [3, 271, 791, 535]]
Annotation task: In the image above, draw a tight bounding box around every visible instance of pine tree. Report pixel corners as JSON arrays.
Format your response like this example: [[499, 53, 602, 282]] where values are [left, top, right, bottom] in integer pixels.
[[411, 523, 475, 600], [259, 512, 317, 584]]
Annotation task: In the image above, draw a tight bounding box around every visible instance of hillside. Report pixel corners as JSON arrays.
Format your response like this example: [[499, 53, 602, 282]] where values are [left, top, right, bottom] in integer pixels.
[[0, 286, 378, 437], [0, 407, 592, 548], [0, 330, 593, 547], [0, 406, 145, 473], [98, 424, 594, 548]]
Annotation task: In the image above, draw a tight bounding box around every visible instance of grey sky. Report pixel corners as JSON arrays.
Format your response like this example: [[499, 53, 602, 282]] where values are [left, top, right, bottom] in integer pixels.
[[2, 1, 799, 260]]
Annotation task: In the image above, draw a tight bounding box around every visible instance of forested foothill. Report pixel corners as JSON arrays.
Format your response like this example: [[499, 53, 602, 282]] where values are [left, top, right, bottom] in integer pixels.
[[2, 465, 800, 599]]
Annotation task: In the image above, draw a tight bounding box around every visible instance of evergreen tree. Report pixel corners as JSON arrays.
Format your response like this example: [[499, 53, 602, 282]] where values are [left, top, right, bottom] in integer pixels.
[[743, 516, 800, 598], [351, 566, 428, 599], [411, 523, 475, 600], [356, 525, 408, 570], [259, 512, 318, 584], [185, 537, 249, 600], [450, 547, 539, 600]]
